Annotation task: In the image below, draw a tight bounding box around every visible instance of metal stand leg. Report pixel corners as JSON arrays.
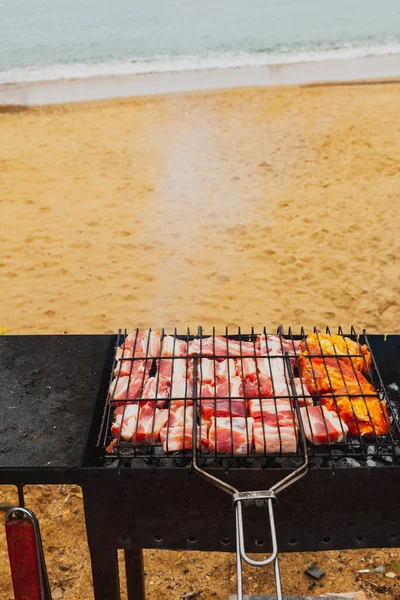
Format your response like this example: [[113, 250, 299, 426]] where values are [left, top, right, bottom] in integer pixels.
[[89, 547, 121, 600], [125, 549, 146, 600]]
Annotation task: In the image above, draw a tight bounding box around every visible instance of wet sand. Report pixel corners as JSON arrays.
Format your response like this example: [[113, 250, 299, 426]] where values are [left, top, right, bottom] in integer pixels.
[[1, 82, 399, 336], [1, 53, 400, 105]]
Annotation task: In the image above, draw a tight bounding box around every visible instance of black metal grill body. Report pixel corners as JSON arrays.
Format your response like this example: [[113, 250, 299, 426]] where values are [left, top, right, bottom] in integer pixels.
[[1, 333, 400, 600]]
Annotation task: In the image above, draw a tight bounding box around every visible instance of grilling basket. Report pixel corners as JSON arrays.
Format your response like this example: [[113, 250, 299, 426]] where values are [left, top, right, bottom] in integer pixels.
[[101, 326, 400, 600]]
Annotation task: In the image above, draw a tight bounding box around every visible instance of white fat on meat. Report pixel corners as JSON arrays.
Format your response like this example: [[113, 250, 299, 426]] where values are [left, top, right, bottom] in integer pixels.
[[208, 417, 254, 455], [215, 359, 237, 381], [300, 405, 349, 445], [161, 336, 188, 357], [247, 399, 295, 423], [253, 421, 298, 454], [111, 405, 139, 441], [124, 330, 161, 357]]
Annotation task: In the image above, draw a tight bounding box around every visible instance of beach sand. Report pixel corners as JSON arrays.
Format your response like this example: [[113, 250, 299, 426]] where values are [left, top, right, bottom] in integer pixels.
[[1, 82, 400, 335], [0, 82, 400, 598]]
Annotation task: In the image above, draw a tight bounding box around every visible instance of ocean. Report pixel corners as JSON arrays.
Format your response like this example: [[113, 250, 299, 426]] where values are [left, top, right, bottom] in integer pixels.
[[0, 0, 399, 84]]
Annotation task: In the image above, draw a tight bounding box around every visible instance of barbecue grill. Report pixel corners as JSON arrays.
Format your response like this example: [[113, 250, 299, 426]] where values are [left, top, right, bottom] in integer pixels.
[[1, 329, 400, 600]]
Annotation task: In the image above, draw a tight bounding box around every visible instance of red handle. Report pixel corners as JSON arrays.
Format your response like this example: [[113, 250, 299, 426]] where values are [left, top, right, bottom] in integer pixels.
[[6, 519, 42, 600]]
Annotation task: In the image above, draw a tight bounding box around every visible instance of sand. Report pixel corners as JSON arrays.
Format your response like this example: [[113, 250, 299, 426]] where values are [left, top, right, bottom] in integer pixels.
[[1, 82, 400, 599], [1, 82, 400, 335]]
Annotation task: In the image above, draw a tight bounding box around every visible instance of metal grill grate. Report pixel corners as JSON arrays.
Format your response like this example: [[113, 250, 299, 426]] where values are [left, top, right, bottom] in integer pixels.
[[97, 326, 400, 463]]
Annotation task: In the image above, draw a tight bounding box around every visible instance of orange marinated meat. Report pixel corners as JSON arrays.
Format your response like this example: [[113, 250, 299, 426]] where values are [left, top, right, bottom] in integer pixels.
[[300, 333, 371, 373], [298, 353, 375, 396], [322, 395, 390, 437]]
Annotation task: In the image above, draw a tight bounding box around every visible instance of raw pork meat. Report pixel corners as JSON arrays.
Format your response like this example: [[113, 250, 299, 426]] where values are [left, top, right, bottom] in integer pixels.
[[142, 376, 170, 408], [300, 405, 349, 445], [242, 372, 272, 398], [111, 405, 139, 441], [200, 399, 247, 421], [133, 404, 168, 445], [189, 336, 256, 357], [247, 399, 295, 425], [215, 376, 243, 398], [208, 417, 254, 454], [161, 336, 188, 357], [215, 359, 237, 381], [253, 420, 298, 454], [124, 330, 161, 357], [160, 426, 208, 452]]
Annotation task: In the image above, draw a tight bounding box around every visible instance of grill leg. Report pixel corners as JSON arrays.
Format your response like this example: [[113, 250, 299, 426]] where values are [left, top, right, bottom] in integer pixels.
[[125, 549, 146, 600], [89, 547, 121, 600]]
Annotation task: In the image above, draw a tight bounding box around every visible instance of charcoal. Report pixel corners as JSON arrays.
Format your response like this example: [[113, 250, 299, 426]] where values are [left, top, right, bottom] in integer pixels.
[[387, 383, 400, 396], [366, 459, 377, 467], [159, 458, 176, 468], [309, 457, 324, 468], [367, 446, 377, 456], [382, 455, 394, 464], [105, 459, 120, 469], [335, 457, 361, 469], [330, 449, 345, 456], [130, 458, 149, 469], [153, 446, 166, 457], [245, 458, 262, 469]]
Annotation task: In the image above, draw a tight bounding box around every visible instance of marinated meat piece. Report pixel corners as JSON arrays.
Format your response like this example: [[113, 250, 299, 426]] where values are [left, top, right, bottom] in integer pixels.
[[253, 421, 298, 454], [300, 405, 348, 445], [322, 394, 390, 437], [299, 354, 375, 396], [247, 399, 295, 425], [208, 417, 254, 455], [189, 336, 256, 357], [200, 399, 247, 421], [300, 333, 372, 373]]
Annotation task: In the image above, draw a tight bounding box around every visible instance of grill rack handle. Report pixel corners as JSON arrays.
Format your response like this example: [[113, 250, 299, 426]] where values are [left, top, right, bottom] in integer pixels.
[[191, 351, 309, 600], [234, 492, 282, 600]]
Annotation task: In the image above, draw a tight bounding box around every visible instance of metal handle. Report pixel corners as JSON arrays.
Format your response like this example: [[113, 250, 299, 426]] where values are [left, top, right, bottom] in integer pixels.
[[6, 507, 52, 600], [234, 498, 282, 600]]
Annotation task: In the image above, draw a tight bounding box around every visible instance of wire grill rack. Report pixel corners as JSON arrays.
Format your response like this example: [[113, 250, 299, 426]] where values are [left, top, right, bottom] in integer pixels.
[[97, 326, 400, 463]]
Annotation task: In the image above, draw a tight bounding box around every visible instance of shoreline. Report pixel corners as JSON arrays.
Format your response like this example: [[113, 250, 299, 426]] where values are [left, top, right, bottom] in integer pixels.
[[1, 52, 400, 106]]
